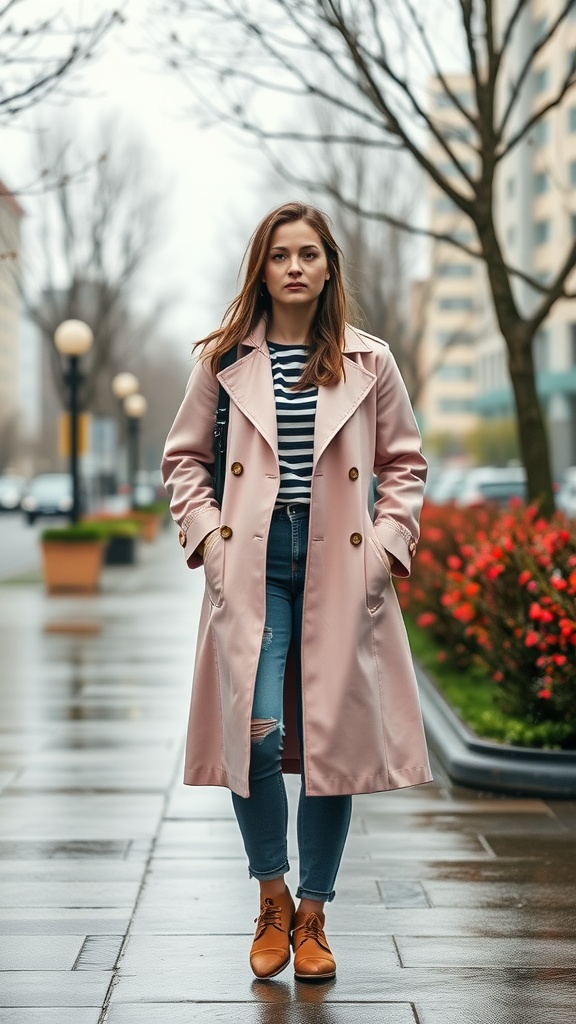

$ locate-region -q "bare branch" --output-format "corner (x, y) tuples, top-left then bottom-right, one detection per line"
(497, 0), (575, 140)
(526, 241), (576, 337)
(497, 64), (576, 161)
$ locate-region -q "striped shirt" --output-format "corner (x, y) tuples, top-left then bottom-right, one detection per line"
(267, 341), (317, 507)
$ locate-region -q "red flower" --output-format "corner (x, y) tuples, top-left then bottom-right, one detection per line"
(537, 688), (551, 699)
(416, 612), (437, 628)
(553, 654), (567, 667)
(551, 576), (567, 591)
(453, 602), (475, 623)
(518, 570), (531, 586)
(525, 630), (540, 647)
(492, 670), (503, 682)
(487, 564), (504, 581)
(447, 555), (462, 570)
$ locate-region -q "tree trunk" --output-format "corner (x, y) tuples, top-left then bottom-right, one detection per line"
(506, 337), (554, 517)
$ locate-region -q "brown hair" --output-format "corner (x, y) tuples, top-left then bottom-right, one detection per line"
(195, 201), (348, 389)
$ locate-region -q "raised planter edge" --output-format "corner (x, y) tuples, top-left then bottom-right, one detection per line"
(415, 662), (576, 798)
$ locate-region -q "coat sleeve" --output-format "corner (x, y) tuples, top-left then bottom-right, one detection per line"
(161, 352), (222, 568)
(372, 344), (427, 578)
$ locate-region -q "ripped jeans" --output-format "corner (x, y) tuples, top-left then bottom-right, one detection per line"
(231, 504), (352, 903)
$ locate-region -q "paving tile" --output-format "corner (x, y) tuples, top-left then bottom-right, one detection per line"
(423, 880), (576, 908)
(0, 840), (131, 859)
(0, 858), (145, 881)
(114, 934), (400, 1001)
(0, 908), (132, 935)
(0, 1012), (101, 1024)
(106, 1003), (417, 1023)
(0, 935), (84, 970)
(0, 881), (140, 907)
(396, 936), (576, 967)
(0, 972), (111, 1007)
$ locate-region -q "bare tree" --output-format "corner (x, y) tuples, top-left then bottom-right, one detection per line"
(26, 115), (167, 414)
(0, 0), (123, 126)
(154, 0), (576, 515)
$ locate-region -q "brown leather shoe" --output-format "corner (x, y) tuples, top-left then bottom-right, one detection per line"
(292, 910), (336, 980)
(249, 889), (295, 979)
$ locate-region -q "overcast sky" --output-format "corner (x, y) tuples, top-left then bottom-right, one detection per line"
(2, 0), (298, 357)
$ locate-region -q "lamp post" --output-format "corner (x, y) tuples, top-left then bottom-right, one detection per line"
(54, 319), (94, 525)
(111, 372), (139, 500)
(124, 393), (147, 509)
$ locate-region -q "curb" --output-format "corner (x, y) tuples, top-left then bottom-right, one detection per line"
(416, 663), (576, 798)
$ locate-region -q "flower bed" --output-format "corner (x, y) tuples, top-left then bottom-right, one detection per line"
(398, 501), (576, 750)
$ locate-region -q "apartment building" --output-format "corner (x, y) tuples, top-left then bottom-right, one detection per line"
(480, 0), (576, 475)
(418, 74), (486, 441)
(419, 2), (576, 474)
(0, 180), (24, 433)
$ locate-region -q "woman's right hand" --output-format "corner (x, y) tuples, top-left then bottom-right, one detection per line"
(196, 528), (220, 560)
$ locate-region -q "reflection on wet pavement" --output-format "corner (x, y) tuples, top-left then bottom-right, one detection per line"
(0, 530), (574, 1022)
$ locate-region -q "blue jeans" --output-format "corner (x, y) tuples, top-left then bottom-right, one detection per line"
(231, 504), (352, 902)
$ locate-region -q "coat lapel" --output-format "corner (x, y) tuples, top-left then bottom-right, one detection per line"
(217, 322), (278, 459)
(313, 326), (376, 468)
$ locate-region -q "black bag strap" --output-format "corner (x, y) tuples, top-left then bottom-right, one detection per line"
(212, 344), (238, 504)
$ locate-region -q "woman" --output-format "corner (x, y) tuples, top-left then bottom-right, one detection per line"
(162, 201), (431, 982)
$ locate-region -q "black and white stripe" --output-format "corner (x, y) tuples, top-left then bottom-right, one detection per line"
(267, 341), (317, 507)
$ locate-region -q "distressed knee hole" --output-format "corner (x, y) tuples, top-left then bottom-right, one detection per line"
(251, 718), (278, 743)
(261, 625), (273, 651)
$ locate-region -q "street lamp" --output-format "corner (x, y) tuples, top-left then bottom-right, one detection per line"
(111, 373), (139, 501)
(111, 372), (139, 402)
(124, 392), (147, 509)
(54, 319), (94, 524)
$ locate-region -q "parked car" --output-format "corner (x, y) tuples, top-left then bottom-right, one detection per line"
(456, 466), (527, 508)
(21, 473), (73, 525)
(557, 467), (576, 519)
(425, 467), (470, 505)
(0, 475), (25, 512)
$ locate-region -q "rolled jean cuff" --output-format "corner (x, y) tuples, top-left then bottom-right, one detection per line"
(249, 859), (290, 881)
(296, 885), (336, 903)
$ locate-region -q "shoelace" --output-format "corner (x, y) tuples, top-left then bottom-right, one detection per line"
(254, 897), (284, 939)
(294, 913), (332, 953)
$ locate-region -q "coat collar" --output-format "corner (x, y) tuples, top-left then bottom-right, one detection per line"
(241, 318), (372, 355)
(218, 319), (376, 467)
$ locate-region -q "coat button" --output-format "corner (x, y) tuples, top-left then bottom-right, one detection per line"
(220, 525), (233, 540)
(178, 530), (187, 548)
(231, 462), (243, 476)
(350, 532), (362, 546)
(349, 467), (359, 480)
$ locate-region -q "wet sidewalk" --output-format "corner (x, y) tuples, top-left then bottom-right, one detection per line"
(0, 530), (575, 1023)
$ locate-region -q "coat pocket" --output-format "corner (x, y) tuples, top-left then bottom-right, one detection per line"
(203, 531), (224, 607)
(364, 526), (391, 613)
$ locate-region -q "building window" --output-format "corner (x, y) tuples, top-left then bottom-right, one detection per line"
(436, 364), (474, 381)
(533, 67), (549, 92)
(571, 213), (576, 238)
(436, 262), (473, 277)
(438, 398), (475, 413)
(506, 177), (516, 198)
(569, 107), (576, 133)
(533, 120), (550, 147)
(534, 219), (550, 245)
(438, 296), (474, 311)
(507, 225), (516, 247)
(534, 170), (549, 194)
(568, 48), (576, 74)
(435, 196), (458, 213)
(437, 330), (474, 347)
(570, 160), (576, 187)
(533, 17), (547, 40)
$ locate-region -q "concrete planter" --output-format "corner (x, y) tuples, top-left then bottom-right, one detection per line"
(41, 540), (105, 594)
(105, 535), (138, 565)
(416, 662), (576, 798)
(130, 511), (161, 542)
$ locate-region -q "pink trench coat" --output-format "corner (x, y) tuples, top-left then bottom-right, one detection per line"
(162, 319), (432, 798)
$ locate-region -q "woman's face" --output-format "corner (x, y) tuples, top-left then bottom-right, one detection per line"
(262, 220), (330, 311)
